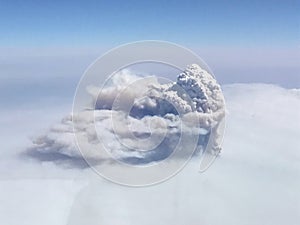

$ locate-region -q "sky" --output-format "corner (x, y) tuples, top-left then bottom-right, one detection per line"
(0, 0), (299, 48)
(0, 0), (299, 107)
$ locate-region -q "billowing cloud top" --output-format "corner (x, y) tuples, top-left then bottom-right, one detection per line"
(28, 64), (225, 167)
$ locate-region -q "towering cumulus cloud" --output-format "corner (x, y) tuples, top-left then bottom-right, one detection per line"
(28, 64), (225, 167)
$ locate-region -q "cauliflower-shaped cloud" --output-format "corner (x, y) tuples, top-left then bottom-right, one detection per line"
(27, 64), (225, 167)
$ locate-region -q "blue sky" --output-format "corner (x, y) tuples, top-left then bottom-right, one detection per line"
(0, 0), (299, 47)
(0, 0), (299, 104)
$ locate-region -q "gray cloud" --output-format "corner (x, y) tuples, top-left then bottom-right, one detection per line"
(27, 64), (225, 166)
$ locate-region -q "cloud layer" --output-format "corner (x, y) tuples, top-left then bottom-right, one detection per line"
(0, 81), (299, 225)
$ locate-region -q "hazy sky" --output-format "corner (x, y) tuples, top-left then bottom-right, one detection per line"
(0, 0), (299, 103)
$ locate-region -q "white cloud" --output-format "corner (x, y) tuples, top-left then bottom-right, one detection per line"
(0, 68), (299, 224)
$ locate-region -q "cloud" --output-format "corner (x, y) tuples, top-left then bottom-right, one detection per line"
(26, 64), (225, 166)
(1, 80), (299, 225)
